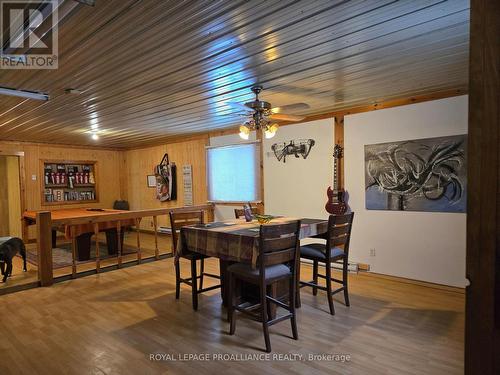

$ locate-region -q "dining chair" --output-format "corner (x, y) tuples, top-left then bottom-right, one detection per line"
(170, 211), (221, 310)
(298, 213), (354, 315)
(227, 220), (301, 353)
(234, 205), (260, 219)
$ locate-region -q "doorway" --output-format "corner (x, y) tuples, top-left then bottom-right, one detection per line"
(0, 156), (22, 238)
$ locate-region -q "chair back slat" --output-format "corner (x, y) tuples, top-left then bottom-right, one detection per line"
(169, 210), (204, 252)
(260, 221), (298, 237)
(262, 248), (296, 266)
(234, 206), (259, 219)
(258, 220), (301, 275)
(326, 213), (354, 257)
(330, 213), (352, 225)
(262, 235), (297, 253)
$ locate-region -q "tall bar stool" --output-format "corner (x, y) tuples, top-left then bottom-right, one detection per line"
(170, 211), (220, 310)
(299, 213), (354, 315)
(227, 220), (301, 352)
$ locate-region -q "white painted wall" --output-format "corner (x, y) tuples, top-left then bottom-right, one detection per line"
(344, 95), (468, 287)
(263, 118), (334, 219)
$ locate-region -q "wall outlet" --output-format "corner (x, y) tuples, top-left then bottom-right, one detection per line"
(370, 248), (376, 257)
(31, 174), (37, 181)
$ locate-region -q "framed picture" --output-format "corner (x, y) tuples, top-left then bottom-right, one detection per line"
(147, 175), (156, 188)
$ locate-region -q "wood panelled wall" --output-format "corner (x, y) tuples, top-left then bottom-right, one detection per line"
(24, 143), (124, 210)
(0, 138), (209, 235)
(124, 137), (209, 230)
(0, 141), (125, 237)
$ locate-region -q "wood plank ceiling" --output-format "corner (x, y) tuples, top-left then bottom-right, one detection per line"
(0, 0), (470, 149)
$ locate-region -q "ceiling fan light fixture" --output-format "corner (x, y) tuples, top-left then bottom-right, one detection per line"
(239, 125), (250, 140)
(264, 123), (278, 139)
(229, 85), (307, 140)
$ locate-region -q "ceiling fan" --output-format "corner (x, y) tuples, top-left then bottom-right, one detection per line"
(226, 85), (310, 139)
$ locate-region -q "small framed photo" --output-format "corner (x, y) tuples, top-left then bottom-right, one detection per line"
(147, 175), (157, 188)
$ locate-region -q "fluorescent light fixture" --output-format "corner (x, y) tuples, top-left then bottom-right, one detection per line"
(0, 86), (49, 101)
(75, 0), (96, 5)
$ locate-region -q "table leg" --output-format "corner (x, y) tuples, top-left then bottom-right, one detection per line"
(76, 233), (92, 261)
(219, 259), (229, 306)
(104, 228), (124, 255)
(51, 230), (57, 248)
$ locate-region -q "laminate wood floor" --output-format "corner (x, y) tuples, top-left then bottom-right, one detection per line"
(0, 257), (464, 375)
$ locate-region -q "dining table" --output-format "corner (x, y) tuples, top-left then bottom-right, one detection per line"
(177, 217), (328, 313)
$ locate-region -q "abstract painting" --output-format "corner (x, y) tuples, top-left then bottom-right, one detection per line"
(365, 134), (467, 212)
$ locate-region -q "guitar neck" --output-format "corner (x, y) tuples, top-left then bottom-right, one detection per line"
(332, 157), (338, 193)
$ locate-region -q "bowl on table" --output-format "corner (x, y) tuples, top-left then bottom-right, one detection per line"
(254, 214), (274, 224)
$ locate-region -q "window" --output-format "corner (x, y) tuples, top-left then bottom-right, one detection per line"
(207, 142), (261, 202)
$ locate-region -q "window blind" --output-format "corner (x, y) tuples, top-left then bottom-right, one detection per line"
(207, 142), (261, 202)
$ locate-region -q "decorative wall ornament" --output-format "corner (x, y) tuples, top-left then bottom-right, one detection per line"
(155, 153), (177, 202)
(182, 165), (193, 206)
(364, 134), (467, 212)
(271, 139), (315, 163)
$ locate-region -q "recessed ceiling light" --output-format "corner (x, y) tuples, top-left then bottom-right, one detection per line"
(91, 133), (99, 140)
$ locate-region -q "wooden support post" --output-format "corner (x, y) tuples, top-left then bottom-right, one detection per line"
(334, 115), (345, 190)
(21, 217), (29, 244)
(36, 211), (53, 287)
(117, 221), (122, 268)
(153, 216), (159, 259)
(256, 130), (265, 212)
(135, 218), (142, 264)
(93, 223), (100, 273)
(71, 227), (77, 278)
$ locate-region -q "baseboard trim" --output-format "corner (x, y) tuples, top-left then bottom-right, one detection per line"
(0, 281), (40, 296)
(299, 261), (465, 293)
(359, 271), (465, 294)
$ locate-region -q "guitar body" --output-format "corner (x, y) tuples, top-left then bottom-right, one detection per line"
(325, 186), (347, 215)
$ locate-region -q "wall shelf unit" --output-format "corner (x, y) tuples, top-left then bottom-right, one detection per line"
(41, 160), (99, 205)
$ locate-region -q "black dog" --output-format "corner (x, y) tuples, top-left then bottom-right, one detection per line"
(0, 237), (27, 283)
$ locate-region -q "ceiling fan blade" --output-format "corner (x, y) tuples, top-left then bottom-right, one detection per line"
(268, 113), (306, 122)
(220, 112), (249, 117)
(225, 102), (252, 112)
(270, 103), (310, 114)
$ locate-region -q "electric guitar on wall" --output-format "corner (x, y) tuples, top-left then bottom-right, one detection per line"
(325, 144), (348, 215)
